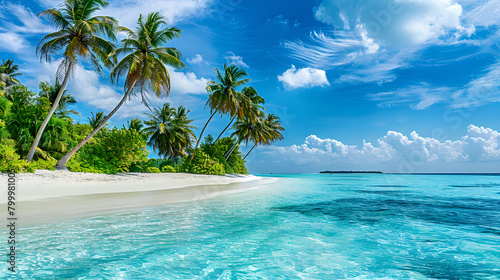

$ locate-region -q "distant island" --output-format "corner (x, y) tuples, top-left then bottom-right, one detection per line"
(320, 171), (383, 174)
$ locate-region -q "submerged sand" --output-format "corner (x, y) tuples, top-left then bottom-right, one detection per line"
(0, 170), (268, 225)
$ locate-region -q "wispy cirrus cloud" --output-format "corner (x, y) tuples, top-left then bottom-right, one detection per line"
(0, 32), (30, 53)
(283, 0), (479, 86)
(368, 62), (500, 109)
(0, 3), (51, 34)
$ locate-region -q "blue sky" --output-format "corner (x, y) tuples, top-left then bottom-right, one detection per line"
(1, 0), (499, 173)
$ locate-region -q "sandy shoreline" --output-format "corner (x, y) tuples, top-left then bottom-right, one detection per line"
(0, 170), (271, 225)
(2, 170), (260, 202)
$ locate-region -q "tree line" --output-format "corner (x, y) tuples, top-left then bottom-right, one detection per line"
(0, 0), (284, 175)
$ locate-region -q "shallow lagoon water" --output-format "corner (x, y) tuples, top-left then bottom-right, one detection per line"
(3, 174), (500, 279)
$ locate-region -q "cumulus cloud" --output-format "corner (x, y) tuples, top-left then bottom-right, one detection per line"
(268, 125), (500, 170)
(278, 65), (330, 90)
(223, 51), (249, 68)
(266, 14), (289, 26)
(26, 60), (209, 120)
(187, 54), (204, 65)
(313, 0), (469, 47)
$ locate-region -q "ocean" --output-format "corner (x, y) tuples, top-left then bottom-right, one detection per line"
(4, 174), (500, 279)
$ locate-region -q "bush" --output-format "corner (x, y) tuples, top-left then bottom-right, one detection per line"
(201, 137), (247, 174)
(69, 128), (149, 174)
(146, 167), (161, 173)
(29, 158), (56, 171)
(129, 158), (172, 173)
(161, 165), (176, 173)
(0, 140), (31, 173)
(178, 151), (225, 176)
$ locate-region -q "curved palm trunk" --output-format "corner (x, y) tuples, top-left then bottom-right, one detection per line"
(243, 144), (256, 160)
(55, 83), (136, 170)
(214, 116), (236, 143)
(224, 143), (238, 161)
(190, 111), (217, 161)
(27, 62), (72, 161)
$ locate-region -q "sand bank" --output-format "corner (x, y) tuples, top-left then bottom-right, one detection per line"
(0, 171), (270, 225)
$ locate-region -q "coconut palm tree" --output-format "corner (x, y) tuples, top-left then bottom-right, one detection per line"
(191, 64), (250, 160)
(213, 86), (264, 143)
(27, 0), (118, 161)
(87, 112), (106, 129)
(243, 113), (284, 160)
(225, 113), (284, 161)
(55, 12), (185, 170)
(127, 118), (143, 131)
(224, 113), (264, 160)
(142, 103), (196, 162)
(39, 81), (79, 118)
(0, 59), (23, 93)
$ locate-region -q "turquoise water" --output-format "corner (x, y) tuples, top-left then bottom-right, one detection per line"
(4, 174), (500, 279)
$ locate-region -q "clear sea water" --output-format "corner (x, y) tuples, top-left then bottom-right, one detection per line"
(3, 174), (500, 279)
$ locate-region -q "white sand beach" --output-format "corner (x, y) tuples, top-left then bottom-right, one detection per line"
(1, 171), (267, 225)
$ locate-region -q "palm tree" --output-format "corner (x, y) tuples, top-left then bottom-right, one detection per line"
(142, 103), (196, 162)
(214, 86), (264, 143)
(55, 12), (185, 170)
(0, 59), (23, 93)
(224, 113), (264, 160)
(225, 113), (284, 161)
(26, 0), (118, 161)
(191, 64), (250, 160)
(243, 113), (284, 160)
(87, 112), (106, 129)
(39, 81), (79, 118)
(127, 118), (143, 131)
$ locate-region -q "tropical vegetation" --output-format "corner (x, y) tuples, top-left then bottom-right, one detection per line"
(0, 0), (285, 176)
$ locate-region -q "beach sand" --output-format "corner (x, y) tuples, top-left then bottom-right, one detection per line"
(1, 170), (266, 225)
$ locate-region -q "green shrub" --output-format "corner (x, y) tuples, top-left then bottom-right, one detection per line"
(69, 128), (149, 174)
(161, 165), (176, 173)
(178, 151), (225, 176)
(146, 167), (161, 173)
(201, 137), (247, 174)
(29, 158), (56, 171)
(0, 140), (31, 173)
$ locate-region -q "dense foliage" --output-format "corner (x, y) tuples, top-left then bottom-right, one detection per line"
(1, 3), (285, 176)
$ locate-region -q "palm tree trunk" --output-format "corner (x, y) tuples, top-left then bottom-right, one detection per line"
(55, 83), (136, 170)
(27, 62), (72, 161)
(190, 111), (217, 161)
(214, 116), (236, 143)
(243, 144), (257, 160)
(224, 143), (238, 161)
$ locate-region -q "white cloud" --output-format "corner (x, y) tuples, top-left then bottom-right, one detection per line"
(187, 54), (204, 65)
(166, 66), (209, 95)
(0, 3), (51, 34)
(0, 32), (29, 53)
(223, 51), (249, 68)
(98, 0), (214, 28)
(368, 63), (500, 109)
(268, 125), (500, 168)
(313, 0), (469, 47)
(278, 65), (330, 90)
(27, 60), (209, 120)
(461, 0), (500, 27)
(452, 62), (500, 108)
(283, 30), (371, 69)
(266, 15), (289, 26)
